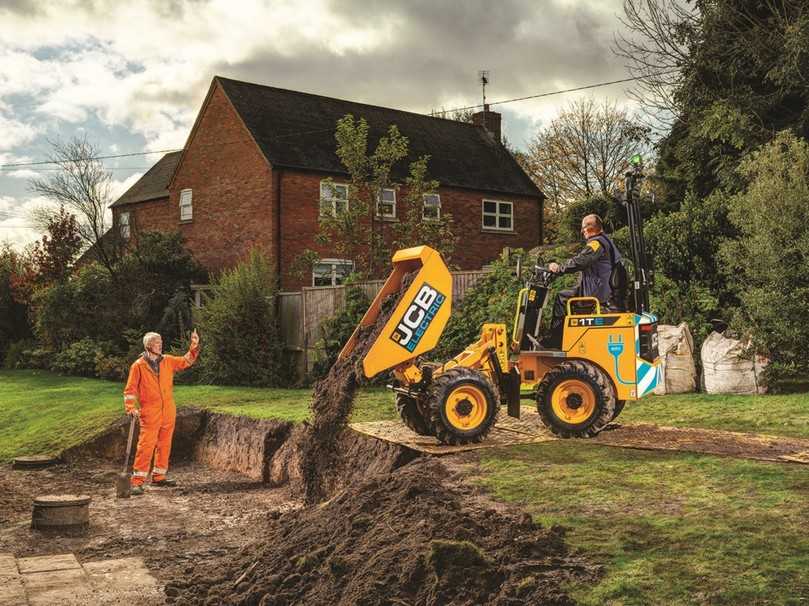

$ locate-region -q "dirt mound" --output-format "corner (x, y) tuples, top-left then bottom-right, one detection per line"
(166, 459), (597, 605)
(300, 272), (415, 504)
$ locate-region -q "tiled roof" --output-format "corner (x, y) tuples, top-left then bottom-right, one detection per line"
(110, 151), (182, 208)
(216, 77), (542, 198)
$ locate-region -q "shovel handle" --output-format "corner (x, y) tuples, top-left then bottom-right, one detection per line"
(122, 415), (137, 474)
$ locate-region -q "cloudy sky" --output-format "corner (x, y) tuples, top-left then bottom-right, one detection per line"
(0, 0), (636, 249)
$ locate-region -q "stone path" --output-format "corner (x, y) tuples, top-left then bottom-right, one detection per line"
(0, 552), (162, 606)
(350, 406), (809, 464)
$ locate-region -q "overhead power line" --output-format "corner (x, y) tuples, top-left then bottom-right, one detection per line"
(0, 71), (677, 169)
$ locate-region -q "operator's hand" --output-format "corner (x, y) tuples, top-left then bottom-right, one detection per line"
(549, 262), (561, 273)
(190, 328), (200, 352)
(127, 408), (140, 419)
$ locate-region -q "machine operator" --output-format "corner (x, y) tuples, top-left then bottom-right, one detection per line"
(543, 214), (622, 348)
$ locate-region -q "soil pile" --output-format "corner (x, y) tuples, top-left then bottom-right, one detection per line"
(166, 459), (597, 605)
(299, 273), (415, 504)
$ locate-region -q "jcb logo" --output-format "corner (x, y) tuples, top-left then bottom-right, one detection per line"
(390, 283), (446, 353)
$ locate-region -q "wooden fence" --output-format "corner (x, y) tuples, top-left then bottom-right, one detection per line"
(278, 269), (490, 376)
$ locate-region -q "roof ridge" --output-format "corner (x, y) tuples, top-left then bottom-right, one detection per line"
(214, 75), (485, 129)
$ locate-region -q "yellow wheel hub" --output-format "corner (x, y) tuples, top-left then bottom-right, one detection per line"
(551, 379), (597, 424)
(444, 384), (488, 431)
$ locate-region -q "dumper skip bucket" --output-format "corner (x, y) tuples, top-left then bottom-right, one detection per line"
(338, 245), (452, 378)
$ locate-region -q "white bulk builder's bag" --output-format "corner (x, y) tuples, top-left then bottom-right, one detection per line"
(701, 331), (768, 394)
(653, 323), (697, 395)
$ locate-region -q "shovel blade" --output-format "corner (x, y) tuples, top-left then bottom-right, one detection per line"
(115, 473), (131, 499)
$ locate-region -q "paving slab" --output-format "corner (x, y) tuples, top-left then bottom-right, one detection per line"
(0, 553), (19, 578)
(84, 557), (163, 605)
(351, 405), (809, 464)
(0, 577), (27, 606)
(16, 553), (82, 574)
(22, 567), (91, 606)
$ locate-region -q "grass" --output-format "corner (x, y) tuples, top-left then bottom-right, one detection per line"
(0, 369), (395, 461)
(475, 441), (809, 605)
(2, 369), (808, 602)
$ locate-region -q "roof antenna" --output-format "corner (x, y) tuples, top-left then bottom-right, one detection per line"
(478, 70), (489, 129)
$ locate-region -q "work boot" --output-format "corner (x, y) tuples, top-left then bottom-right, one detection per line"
(151, 477), (178, 487)
(131, 484), (145, 496)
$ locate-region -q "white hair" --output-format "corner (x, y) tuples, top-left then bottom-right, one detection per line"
(143, 332), (162, 349)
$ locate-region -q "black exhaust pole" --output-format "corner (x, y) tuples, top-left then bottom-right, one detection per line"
(623, 155), (651, 314)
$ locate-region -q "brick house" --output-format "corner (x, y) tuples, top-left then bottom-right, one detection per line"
(110, 76), (544, 290)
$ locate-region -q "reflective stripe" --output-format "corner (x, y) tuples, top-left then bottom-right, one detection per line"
(152, 467), (167, 474)
(132, 470), (149, 477)
(183, 353), (193, 364)
(124, 394), (136, 401)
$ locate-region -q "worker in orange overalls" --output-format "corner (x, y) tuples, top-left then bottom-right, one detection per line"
(124, 329), (200, 495)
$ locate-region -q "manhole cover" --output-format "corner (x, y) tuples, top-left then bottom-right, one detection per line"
(32, 494), (91, 529)
(12, 455), (59, 470)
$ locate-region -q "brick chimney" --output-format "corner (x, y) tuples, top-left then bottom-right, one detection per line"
(472, 104), (502, 142)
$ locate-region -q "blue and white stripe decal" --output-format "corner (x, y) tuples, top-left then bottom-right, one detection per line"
(636, 359), (659, 396)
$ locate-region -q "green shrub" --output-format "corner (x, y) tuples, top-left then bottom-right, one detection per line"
(311, 280), (370, 380)
(51, 338), (113, 377)
(721, 131), (809, 384)
(3, 339), (35, 369)
(94, 353), (131, 381)
(195, 248), (286, 386)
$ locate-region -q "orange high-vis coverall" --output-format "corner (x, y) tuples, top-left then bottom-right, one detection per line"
(123, 347), (198, 485)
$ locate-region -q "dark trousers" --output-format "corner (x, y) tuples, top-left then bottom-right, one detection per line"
(546, 288), (577, 349)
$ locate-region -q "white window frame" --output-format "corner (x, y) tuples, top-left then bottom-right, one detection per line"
(119, 211), (131, 240)
(482, 199), (514, 232)
(179, 188), (193, 221)
(376, 187), (397, 219)
(422, 193), (441, 221)
(312, 258), (354, 287)
(319, 181), (349, 217)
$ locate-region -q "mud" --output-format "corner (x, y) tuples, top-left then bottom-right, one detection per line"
(0, 459), (297, 587)
(300, 272), (416, 504)
(166, 459), (598, 606)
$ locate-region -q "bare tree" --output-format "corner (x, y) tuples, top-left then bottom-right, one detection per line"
(526, 98), (652, 209)
(613, 0), (700, 126)
(29, 137), (120, 274)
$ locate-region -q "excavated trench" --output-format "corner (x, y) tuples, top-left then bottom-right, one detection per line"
(61, 408), (420, 496)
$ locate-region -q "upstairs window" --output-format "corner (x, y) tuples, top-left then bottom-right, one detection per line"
(312, 259), (354, 287)
(376, 188), (396, 219)
(179, 189), (193, 221)
(119, 211), (131, 240)
(320, 181), (348, 217)
(423, 193), (441, 221)
(482, 199), (513, 231)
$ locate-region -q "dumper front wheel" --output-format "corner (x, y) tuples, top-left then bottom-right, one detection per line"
(396, 394), (433, 436)
(536, 361), (615, 438)
(427, 368), (500, 445)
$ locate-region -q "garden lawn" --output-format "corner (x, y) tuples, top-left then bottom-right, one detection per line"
(0, 370), (395, 461)
(474, 441), (809, 605)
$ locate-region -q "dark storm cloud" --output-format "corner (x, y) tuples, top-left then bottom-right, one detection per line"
(210, 0), (626, 119)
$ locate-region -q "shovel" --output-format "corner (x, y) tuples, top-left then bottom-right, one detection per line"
(116, 415), (137, 499)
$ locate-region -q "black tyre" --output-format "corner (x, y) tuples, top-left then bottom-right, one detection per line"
(396, 394), (432, 436)
(536, 361), (616, 438)
(612, 400), (626, 420)
(426, 367), (500, 445)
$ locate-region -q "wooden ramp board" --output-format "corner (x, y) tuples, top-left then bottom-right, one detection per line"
(350, 406), (809, 464)
(592, 422), (809, 464)
(350, 407), (556, 454)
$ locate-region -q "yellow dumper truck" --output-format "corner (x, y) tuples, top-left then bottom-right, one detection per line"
(340, 159), (660, 445)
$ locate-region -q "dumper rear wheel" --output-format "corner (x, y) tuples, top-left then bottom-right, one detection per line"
(536, 361), (615, 438)
(396, 394), (433, 436)
(427, 368), (500, 445)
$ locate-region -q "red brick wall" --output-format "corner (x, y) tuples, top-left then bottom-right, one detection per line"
(278, 169), (541, 290)
(113, 82), (541, 290)
(167, 83), (274, 273)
